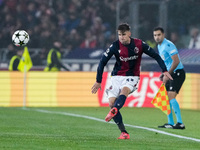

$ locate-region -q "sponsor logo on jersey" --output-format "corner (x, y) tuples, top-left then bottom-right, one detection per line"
(120, 56), (138, 62)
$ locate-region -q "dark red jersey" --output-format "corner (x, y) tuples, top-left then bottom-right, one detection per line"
(96, 38), (167, 83)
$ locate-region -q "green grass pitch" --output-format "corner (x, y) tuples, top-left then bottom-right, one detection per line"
(0, 107), (200, 150)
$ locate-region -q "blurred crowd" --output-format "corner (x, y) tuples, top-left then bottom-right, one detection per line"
(0, 0), (117, 63)
(1, 0), (200, 66)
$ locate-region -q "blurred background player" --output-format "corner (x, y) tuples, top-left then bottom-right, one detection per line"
(8, 47), (23, 71)
(153, 27), (185, 129)
(91, 23), (172, 139)
(44, 41), (70, 71)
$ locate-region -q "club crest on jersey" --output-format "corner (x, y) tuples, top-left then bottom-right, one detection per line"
(134, 47), (139, 53)
(118, 49), (121, 53)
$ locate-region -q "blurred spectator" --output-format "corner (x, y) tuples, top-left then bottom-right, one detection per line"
(44, 41), (70, 71)
(76, 18), (89, 34)
(146, 39), (156, 49)
(188, 27), (200, 49)
(80, 30), (97, 48)
(105, 33), (116, 48)
(0, 0), (120, 66)
(170, 32), (185, 50)
(65, 12), (80, 33)
(96, 33), (106, 48)
(6, 44), (16, 60)
(66, 29), (82, 51)
(0, 0), (116, 52)
(91, 17), (105, 37)
(8, 47), (23, 71)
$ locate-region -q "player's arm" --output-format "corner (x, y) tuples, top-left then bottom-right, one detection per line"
(168, 54), (180, 74)
(165, 43), (180, 74)
(96, 44), (115, 83)
(142, 42), (173, 81)
(91, 44), (115, 94)
(162, 45), (179, 82)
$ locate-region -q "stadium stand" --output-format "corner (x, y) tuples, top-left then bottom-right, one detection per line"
(0, 0), (200, 73)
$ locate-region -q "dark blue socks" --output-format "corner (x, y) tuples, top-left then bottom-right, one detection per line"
(113, 111), (127, 133)
(113, 95), (126, 110)
(113, 95), (127, 133)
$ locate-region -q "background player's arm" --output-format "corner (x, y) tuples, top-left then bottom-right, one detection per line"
(168, 54), (180, 74)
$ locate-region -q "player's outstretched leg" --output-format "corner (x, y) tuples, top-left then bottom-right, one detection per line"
(112, 111), (130, 139)
(114, 95), (126, 110)
(105, 107), (118, 122)
(105, 95), (126, 122)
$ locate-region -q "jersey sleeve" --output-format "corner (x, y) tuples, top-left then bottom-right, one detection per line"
(142, 41), (167, 72)
(166, 43), (178, 56)
(96, 43), (115, 83)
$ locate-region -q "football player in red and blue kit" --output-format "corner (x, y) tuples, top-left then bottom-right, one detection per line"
(91, 23), (173, 139)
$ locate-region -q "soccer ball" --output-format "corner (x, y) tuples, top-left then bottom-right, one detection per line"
(12, 30), (29, 46)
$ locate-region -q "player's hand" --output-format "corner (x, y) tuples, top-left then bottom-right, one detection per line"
(163, 71), (173, 83)
(91, 82), (102, 94)
(159, 73), (164, 81)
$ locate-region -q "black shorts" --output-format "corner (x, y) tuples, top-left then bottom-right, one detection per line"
(165, 69), (185, 94)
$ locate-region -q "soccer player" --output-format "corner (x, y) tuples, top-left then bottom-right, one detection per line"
(91, 23), (173, 139)
(153, 27), (185, 129)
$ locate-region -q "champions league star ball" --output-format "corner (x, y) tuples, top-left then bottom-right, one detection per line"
(12, 30), (29, 46)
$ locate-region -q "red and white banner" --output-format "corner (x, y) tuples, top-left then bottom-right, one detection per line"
(98, 72), (162, 107)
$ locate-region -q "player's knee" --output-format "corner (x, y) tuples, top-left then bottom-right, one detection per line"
(121, 87), (131, 97)
(168, 91), (177, 100)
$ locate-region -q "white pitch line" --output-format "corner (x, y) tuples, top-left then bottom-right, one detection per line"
(24, 108), (200, 142)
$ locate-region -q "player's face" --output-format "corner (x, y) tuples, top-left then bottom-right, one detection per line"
(153, 30), (165, 44)
(118, 30), (131, 45)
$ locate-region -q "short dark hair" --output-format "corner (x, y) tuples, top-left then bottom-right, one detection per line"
(118, 23), (130, 33)
(154, 27), (164, 33)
